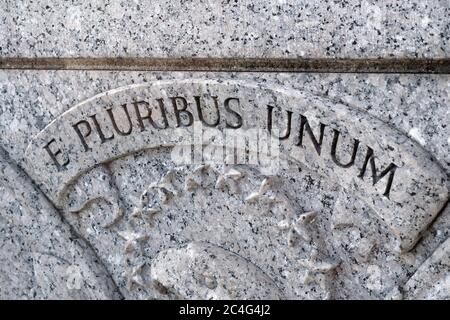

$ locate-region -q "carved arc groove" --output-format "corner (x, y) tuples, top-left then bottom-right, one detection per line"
(23, 80), (449, 253)
(0, 145), (125, 299)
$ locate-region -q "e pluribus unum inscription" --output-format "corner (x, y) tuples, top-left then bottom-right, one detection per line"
(25, 80), (448, 253)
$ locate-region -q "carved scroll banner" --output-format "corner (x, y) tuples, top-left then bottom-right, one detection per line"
(24, 80), (449, 252)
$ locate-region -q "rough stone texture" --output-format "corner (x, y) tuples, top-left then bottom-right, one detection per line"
(1, 72), (448, 173)
(0, 71), (448, 299)
(0, 0), (449, 59)
(21, 79), (448, 253)
(0, 147), (121, 299)
(0, 0), (449, 302)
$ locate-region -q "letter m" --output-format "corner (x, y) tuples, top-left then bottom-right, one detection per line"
(358, 147), (398, 198)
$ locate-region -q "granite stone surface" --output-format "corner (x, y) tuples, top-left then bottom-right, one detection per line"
(0, 0), (449, 302)
(0, 0), (449, 59)
(0, 147), (121, 299)
(0, 71), (448, 299)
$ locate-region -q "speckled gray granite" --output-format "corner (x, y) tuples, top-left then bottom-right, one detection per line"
(0, 71), (448, 299)
(0, 0), (449, 58)
(0, 147), (121, 299)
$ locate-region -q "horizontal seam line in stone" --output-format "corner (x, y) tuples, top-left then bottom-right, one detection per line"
(0, 58), (449, 74)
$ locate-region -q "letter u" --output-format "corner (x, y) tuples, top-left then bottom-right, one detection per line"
(330, 129), (360, 168)
(194, 95), (220, 127)
(267, 105), (292, 140)
(106, 104), (133, 136)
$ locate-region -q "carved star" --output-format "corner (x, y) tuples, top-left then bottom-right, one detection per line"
(157, 187), (174, 204)
(245, 177), (276, 203)
(278, 211), (317, 246)
(298, 248), (340, 299)
(356, 238), (377, 262)
(131, 186), (162, 225)
(184, 165), (210, 192)
(131, 169), (192, 227)
(215, 167), (244, 193)
(126, 262), (147, 291)
(160, 169), (176, 185)
(138, 170), (179, 208)
(118, 230), (149, 253)
(299, 249), (339, 273)
(185, 176), (200, 191)
(131, 206), (160, 223)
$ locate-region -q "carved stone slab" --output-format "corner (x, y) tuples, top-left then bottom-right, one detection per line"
(25, 80), (448, 253)
(0, 148), (120, 299)
(0, 73), (448, 300)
